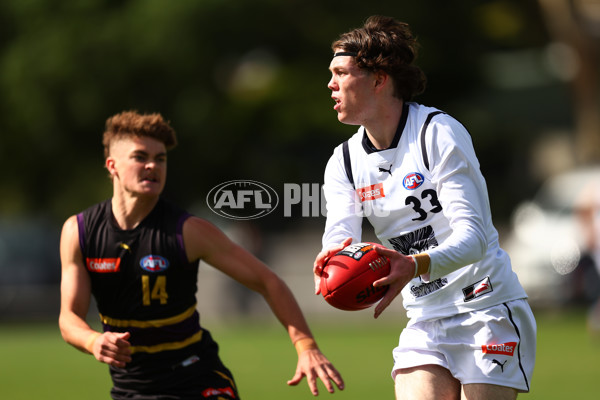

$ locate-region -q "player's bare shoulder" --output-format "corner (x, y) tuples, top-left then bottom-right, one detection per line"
(60, 215), (81, 255)
(61, 214), (79, 236)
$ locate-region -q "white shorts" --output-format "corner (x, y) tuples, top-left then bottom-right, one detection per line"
(391, 299), (536, 392)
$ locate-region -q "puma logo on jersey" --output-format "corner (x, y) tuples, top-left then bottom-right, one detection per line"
(492, 359), (507, 372)
(119, 242), (132, 253)
(378, 164), (393, 176)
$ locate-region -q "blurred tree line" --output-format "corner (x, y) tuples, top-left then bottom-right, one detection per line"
(0, 0), (597, 231)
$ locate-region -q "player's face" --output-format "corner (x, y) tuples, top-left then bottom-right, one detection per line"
(106, 136), (167, 198)
(328, 53), (377, 125)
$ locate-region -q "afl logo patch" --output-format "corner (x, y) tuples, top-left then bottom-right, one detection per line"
(140, 255), (169, 272)
(403, 172), (424, 190)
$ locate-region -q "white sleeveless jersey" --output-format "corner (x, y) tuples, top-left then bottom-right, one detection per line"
(322, 102), (527, 322)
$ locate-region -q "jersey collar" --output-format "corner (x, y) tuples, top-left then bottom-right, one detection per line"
(361, 102), (409, 154)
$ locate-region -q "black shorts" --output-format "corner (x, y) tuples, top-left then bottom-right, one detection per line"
(110, 330), (240, 399)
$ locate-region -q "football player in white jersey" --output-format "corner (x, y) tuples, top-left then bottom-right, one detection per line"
(313, 16), (536, 400)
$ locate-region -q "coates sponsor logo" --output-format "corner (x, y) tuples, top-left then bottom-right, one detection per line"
(86, 258), (120, 273)
(462, 276), (493, 302)
(403, 172), (424, 190)
(482, 342), (517, 356)
(201, 387), (236, 398)
(356, 183), (385, 202)
(207, 180), (279, 220)
(140, 255), (169, 272)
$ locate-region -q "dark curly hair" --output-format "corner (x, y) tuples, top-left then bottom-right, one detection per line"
(332, 16), (427, 101)
(102, 111), (177, 158)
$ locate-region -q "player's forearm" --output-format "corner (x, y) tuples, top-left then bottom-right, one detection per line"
(426, 222), (487, 280)
(261, 275), (316, 345)
(322, 214), (361, 251)
(220, 244), (319, 347)
(58, 310), (99, 354)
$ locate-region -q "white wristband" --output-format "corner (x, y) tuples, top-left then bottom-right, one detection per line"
(410, 255), (418, 278)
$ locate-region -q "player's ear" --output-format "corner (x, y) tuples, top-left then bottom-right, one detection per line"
(105, 157), (117, 178)
(373, 70), (389, 91)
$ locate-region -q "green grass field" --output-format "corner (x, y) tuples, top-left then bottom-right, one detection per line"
(1, 309), (598, 399)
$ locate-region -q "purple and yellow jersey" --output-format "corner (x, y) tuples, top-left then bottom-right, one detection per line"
(77, 198), (201, 354)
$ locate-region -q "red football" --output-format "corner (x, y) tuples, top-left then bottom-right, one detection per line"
(320, 242), (390, 311)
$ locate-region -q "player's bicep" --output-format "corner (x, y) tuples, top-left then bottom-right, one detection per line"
(59, 216), (91, 318)
(183, 217), (272, 292)
(210, 246), (274, 293)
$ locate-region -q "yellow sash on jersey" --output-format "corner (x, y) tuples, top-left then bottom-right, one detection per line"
(99, 305), (203, 354)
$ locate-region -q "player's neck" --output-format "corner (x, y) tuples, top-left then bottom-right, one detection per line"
(111, 191), (159, 230)
(364, 100), (404, 150)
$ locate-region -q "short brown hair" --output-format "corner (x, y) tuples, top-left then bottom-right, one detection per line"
(332, 15), (426, 101)
(102, 111), (177, 158)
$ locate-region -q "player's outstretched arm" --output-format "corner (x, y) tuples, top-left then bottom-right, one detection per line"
(183, 217), (345, 395)
(58, 215), (132, 368)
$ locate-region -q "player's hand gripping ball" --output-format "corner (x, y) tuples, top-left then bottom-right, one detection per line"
(320, 242), (390, 311)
